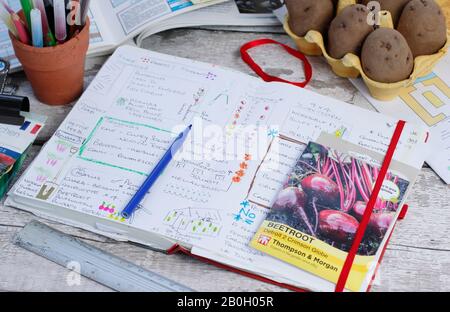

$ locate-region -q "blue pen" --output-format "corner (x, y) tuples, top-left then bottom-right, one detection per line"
(121, 125), (192, 219)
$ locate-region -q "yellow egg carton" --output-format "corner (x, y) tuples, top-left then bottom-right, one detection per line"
(283, 0), (449, 101)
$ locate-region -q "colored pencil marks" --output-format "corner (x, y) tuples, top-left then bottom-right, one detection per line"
(98, 201), (126, 223)
(163, 207), (222, 238)
(78, 117), (173, 175)
(226, 91), (281, 136)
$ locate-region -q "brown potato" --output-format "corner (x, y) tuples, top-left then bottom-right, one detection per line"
(362, 28), (414, 83)
(360, 0), (411, 25)
(286, 0), (335, 37)
(328, 4), (374, 59)
(397, 0), (447, 57)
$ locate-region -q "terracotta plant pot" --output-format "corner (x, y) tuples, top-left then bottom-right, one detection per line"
(10, 19), (90, 105)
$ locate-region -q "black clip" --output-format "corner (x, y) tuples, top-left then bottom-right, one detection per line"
(0, 58), (29, 126)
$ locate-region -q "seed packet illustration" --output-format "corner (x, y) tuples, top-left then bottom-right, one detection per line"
(250, 141), (410, 291)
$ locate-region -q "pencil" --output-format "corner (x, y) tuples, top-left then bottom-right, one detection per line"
(12, 13), (30, 44)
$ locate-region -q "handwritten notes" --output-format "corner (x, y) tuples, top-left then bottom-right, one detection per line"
(280, 92), (428, 168)
(79, 117), (173, 175)
(248, 138), (306, 207)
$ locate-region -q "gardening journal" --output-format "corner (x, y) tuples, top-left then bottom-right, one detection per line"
(6, 46), (430, 292)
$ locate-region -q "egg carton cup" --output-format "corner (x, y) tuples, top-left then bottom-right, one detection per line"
(283, 0), (449, 101)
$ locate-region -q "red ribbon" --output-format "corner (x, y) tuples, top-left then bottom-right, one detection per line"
(335, 120), (406, 292)
(240, 38), (312, 88)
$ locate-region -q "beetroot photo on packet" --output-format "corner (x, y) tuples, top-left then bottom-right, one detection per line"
(266, 141), (409, 256)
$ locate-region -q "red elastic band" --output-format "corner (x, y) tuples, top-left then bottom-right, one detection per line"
(335, 120), (406, 292)
(398, 204), (409, 220)
(240, 38), (312, 88)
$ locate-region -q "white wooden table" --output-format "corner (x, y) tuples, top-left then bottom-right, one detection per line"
(1, 29), (449, 292)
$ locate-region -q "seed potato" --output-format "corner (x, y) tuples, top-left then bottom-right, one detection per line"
(328, 4), (374, 59)
(361, 28), (414, 83)
(397, 0), (447, 57)
(286, 0), (335, 37)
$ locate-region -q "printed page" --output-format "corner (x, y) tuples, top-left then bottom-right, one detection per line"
(135, 0), (280, 45)
(93, 0), (225, 44)
(351, 54), (450, 184)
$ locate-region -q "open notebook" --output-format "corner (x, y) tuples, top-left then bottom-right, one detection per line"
(7, 46), (430, 292)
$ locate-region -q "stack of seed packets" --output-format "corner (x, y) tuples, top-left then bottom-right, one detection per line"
(0, 112), (45, 198)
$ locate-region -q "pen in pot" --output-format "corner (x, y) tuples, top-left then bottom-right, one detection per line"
(0, 2), (18, 37)
(33, 0), (56, 46)
(12, 13), (30, 44)
(20, 0), (33, 29)
(53, 0), (66, 43)
(44, 0), (55, 34)
(30, 8), (43, 47)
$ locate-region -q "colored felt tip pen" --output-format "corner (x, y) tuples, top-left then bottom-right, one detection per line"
(30, 8), (43, 47)
(53, 0), (66, 43)
(20, 0), (33, 29)
(33, 0), (56, 46)
(12, 13), (30, 45)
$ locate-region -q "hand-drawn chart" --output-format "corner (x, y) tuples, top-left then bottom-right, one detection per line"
(78, 117), (173, 175)
(163, 207), (222, 238)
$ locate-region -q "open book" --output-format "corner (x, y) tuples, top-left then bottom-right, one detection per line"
(7, 46), (430, 292)
(0, 0), (280, 70)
